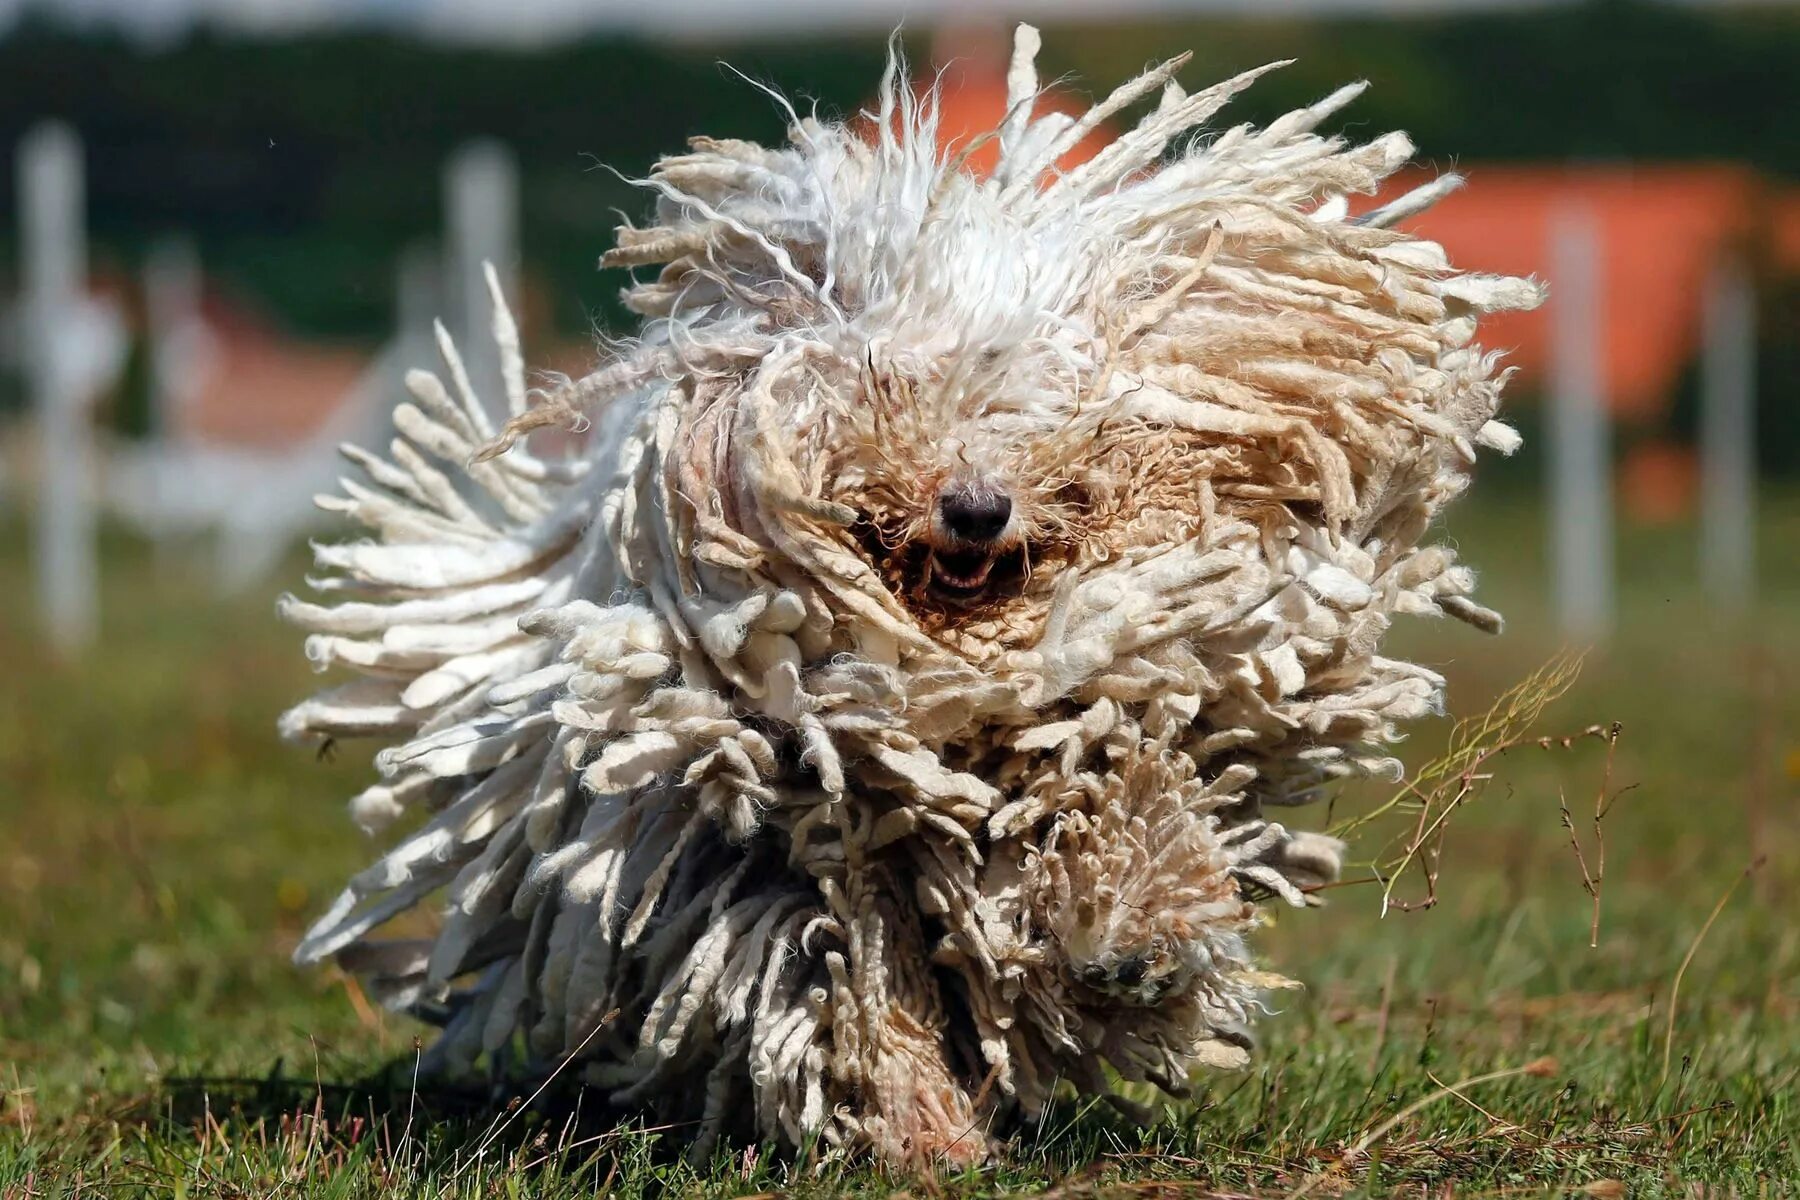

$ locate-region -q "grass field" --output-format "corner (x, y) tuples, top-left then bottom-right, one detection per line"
(1, 490), (1796, 1197)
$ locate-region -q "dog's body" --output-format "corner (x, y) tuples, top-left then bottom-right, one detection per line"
(283, 28), (1539, 1162)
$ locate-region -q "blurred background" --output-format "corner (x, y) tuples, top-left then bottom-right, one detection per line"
(0, 0), (1796, 1180)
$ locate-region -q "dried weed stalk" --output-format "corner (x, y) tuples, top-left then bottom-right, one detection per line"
(1332, 652), (1628, 921)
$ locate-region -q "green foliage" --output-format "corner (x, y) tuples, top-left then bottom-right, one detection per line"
(0, 20), (891, 337)
(1048, 1), (1800, 174)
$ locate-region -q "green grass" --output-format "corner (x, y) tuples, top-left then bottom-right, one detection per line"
(1, 492), (1796, 1197)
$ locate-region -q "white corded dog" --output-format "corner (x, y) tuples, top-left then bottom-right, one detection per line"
(282, 27), (1539, 1163)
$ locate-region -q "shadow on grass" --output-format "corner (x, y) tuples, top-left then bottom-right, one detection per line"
(91, 1057), (1189, 1196)
(102, 1057), (698, 1191)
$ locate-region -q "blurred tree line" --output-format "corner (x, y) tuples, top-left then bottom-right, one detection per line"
(2, 0), (1795, 336)
(0, 0), (1795, 468)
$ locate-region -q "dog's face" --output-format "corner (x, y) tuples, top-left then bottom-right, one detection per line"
(815, 349), (1233, 649)
(833, 363), (1102, 619)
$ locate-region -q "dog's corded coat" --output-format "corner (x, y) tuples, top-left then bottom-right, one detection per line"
(283, 28), (1540, 1162)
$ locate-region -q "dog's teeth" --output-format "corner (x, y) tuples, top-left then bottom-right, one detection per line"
(930, 551), (996, 589)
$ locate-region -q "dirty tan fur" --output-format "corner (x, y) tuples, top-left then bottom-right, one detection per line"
(282, 29), (1541, 1164)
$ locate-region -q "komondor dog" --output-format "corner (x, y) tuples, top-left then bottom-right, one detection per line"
(282, 27), (1540, 1164)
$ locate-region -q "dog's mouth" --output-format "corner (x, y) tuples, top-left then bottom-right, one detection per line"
(853, 518), (1038, 616)
(924, 542), (1030, 607)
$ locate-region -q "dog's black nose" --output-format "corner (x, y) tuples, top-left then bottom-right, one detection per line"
(938, 486), (1012, 542)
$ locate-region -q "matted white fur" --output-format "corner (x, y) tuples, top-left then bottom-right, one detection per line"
(282, 29), (1540, 1163)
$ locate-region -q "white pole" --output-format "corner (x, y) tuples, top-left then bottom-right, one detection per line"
(397, 241), (440, 344)
(144, 235), (204, 440)
(445, 140), (519, 413)
(20, 122), (97, 655)
(1698, 258), (1756, 613)
(396, 239), (442, 379)
(1546, 206), (1613, 641)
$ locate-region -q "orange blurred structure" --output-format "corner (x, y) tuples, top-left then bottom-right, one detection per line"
(156, 277), (592, 454)
(171, 294), (367, 450)
(1387, 165), (1798, 521)
(1619, 437), (1702, 525)
(1384, 164), (1795, 421)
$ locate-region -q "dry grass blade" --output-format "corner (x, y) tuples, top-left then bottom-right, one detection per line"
(460, 1007), (620, 1173)
(1284, 1057), (1560, 1199)
(1328, 651), (1594, 915)
(1337, 650), (1585, 837)
(1661, 857), (1764, 1086)
(1560, 721), (1627, 948)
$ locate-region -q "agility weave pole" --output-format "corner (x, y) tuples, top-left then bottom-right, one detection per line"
(281, 27), (1540, 1163)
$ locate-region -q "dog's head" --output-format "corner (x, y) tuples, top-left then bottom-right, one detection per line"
(831, 347), (1213, 635)
(585, 56), (1535, 696)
